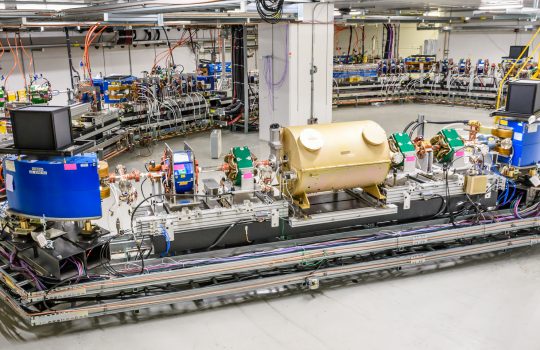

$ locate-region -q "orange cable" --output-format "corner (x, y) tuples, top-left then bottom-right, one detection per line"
(3, 33), (18, 90)
(17, 33), (33, 79)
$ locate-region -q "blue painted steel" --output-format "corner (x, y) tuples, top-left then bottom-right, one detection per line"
(458, 58), (467, 74)
(477, 59), (486, 74)
(332, 69), (377, 79)
(498, 118), (540, 167)
(206, 62), (231, 75)
(403, 56), (436, 63)
(172, 151), (194, 194)
(198, 63), (232, 91)
(4, 154), (102, 219)
(92, 77), (104, 93)
(196, 76), (215, 91)
(102, 75), (137, 103)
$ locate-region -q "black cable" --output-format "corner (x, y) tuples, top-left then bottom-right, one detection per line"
(427, 194), (447, 218)
(255, 0), (284, 23)
(224, 99), (242, 111)
(101, 237), (125, 277)
(134, 234), (155, 274)
(408, 119), (469, 138)
(408, 122), (423, 138)
(347, 26), (353, 62)
(140, 177), (149, 200)
(361, 25), (365, 61)
(207, 222), (238, 251)
(144, 29), (152, 41)
(403, 120), (417, 133)
(187, 28), (196, 55)
(465, 194), (486, 223)
(0, 221), (8, 241)
(425, 120), (469, 125)
(444, 167), (458, 227)
(176, 63), (185, 74)
(384, 24), (390, 59)
(224, 101), (244, 116)
(206, 219), (257, 251)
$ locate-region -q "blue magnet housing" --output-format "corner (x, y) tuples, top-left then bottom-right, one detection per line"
(102, 75), (137, 104)
(172, 151), (194, 194)
(498, 118), (540, 167)
(4, 154), (102, 219)
(207, 62), (232, 75)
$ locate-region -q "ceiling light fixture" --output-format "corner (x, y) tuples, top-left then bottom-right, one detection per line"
(478, 0), (523, 11)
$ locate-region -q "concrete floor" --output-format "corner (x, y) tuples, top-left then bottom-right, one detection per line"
(3, 103), (540, 350)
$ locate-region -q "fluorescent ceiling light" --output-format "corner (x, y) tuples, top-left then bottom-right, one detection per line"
(478, 4), (523, 10)
(334, 9), (365, 17)
(14, 3), (86, 10)
(104, 13), (164, 25)
(479, 0), (523, 10)
(423, 10), (440, 16)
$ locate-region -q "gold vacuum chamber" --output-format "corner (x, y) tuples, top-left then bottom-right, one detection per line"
(280, 120), (391, 208)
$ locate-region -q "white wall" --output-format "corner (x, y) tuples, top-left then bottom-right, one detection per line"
(436, 30), (539, 62)
(333, 24), (540, 63)
(334, 23), (439, 59)
(334, 24), (383, 58)
(0, 28), (242, 105)
(258, 3), (334, 140)
(399, 24), (438, 57)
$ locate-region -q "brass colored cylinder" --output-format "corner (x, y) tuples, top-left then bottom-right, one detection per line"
(281, 121), (391, 199)
(98, 161), (109, 178)
(98, 161), (111, 199)
(100, 185), (111, 199)
(492, 128), (513, 139)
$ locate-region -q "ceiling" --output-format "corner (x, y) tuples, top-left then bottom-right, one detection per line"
(0, 0), (538, 28)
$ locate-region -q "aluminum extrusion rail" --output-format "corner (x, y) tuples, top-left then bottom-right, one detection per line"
(0, 233), (538, 326)
(2, 216), (539, 304)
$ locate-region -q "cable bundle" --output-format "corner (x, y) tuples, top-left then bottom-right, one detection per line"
(383, 24), (394, 59)
(255, 0), (285, 23)
(83, 23), (108, 83)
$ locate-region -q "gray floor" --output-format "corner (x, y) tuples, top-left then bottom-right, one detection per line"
(3, 103), (540, 350)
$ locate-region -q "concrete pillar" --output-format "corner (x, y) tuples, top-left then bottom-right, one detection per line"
(258, 3), (334, 140)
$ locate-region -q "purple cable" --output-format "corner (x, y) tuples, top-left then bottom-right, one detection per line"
(263, 24), (289, 111)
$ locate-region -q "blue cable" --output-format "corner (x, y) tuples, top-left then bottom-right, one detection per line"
(497, 184), (507, 203)
(159, 225), (171, 257)
(499, 179), (516, 207)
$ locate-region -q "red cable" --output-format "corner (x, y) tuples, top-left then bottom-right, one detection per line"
(227, 112), (243, 126)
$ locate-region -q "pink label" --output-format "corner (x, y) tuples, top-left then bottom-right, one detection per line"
(455, 151), (465, 157)
(173, 164), (185, 171)
(64, 163), (77, 171)
(405, 156), (416, 162)
(242, 172), (254, 179)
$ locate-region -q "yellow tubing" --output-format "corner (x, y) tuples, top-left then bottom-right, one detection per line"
(495, 26), (540, 110)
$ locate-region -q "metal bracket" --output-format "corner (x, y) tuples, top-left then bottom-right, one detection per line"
(403, 191), (411, 210)
(306, 277), (320, 290)
(271, 209), (280, 228)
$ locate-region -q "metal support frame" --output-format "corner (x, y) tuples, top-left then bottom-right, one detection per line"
(0, 215), (538, 326)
